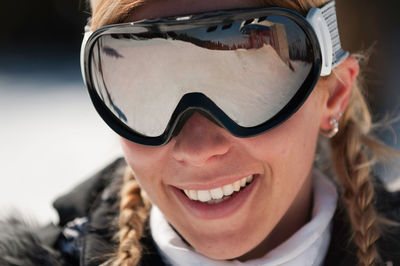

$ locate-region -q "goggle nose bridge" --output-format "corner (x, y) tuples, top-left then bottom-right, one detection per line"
(170, 94), (225, 138)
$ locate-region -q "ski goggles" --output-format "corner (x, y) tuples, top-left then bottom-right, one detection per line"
(81, 0), (348, 146)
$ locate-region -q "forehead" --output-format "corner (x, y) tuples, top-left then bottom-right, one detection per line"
(129, 0), (262, 21)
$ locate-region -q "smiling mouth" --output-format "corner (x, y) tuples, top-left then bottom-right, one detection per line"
(181, 174), (255, 205)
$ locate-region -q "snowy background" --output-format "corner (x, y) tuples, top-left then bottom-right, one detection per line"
(1, 0), (400, 225)
(0, 48), (123, 223)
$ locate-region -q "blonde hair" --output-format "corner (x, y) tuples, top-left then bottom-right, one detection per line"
(89, 1), (399, 265)
(89, 0), (146, 31)
(101, 167), (151, 266)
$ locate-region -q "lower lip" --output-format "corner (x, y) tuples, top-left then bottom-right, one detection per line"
(170, 175), (259, 220)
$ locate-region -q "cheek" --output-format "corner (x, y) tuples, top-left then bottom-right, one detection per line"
(119, 138), (171, 170)
(238, 90), (323, 177)
(245, 117), (318, 163)
(241, 92), (323, 227)
(119, 138), (170, 201)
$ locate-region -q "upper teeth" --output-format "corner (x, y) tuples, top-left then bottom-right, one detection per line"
(183, 175), (254, 202)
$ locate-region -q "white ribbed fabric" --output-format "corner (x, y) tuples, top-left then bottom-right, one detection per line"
(150, 169), (338, 266)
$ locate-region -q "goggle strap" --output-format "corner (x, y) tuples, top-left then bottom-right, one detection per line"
(307, 0), (348, 76)
(321, 0), (349, 69)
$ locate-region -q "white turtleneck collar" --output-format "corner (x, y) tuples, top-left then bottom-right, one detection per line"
(150, 169), (338, 266)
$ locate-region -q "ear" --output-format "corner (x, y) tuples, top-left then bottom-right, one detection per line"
(320, 56), (360, 132)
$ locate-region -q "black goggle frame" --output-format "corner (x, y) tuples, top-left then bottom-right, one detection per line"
(82, 7), (324, 146)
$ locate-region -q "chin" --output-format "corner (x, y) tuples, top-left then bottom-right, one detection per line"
(188, 231), (262, 261)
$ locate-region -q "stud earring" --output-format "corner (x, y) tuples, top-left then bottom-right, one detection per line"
(320, 117), (339, 138)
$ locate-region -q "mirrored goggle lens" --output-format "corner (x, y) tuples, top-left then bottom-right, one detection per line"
(88, 14), (315, 137)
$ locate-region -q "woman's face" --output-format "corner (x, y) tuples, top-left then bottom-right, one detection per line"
(120, 0), (327, 260)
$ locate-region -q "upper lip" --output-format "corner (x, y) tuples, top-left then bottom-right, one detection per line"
(171, 173), (258, 191)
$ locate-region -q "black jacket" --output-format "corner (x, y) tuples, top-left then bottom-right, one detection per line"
(1, 158), (399, 266)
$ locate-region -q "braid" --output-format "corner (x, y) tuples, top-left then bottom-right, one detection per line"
(102, 167), (151, 266)
(331, 75), (381, 266)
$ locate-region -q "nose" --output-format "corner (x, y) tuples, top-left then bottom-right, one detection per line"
(171, 112), (232, 166)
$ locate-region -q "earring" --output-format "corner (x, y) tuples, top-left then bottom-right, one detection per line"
(320, 117), (339, 138)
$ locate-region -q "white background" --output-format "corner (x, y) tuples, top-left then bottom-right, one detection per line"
(0, 72), (122, 224)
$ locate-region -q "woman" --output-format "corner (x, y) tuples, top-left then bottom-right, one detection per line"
(1, 0), (399, 265)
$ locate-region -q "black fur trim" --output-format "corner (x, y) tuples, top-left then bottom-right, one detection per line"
(0, 216), (65, 266)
